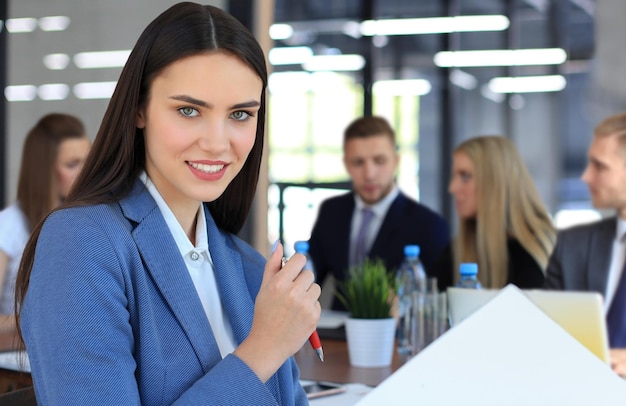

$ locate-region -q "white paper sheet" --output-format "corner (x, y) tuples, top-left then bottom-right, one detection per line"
(357, 285), (626, 405)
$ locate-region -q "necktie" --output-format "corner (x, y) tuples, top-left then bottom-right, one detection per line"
(607, 254), (626, 347)
(354, 208), (374, 267)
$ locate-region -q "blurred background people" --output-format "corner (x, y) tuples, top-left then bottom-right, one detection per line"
(545, 111), (626, 377)
(435, 135), (556, 291)
(0, 113), (90, 331)
(308, 116), (449, 310)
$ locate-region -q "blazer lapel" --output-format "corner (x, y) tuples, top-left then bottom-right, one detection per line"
(337, 197), (355, 273)
(202, 205), (255, 345)
(588, 218), (616, 294)
(120, 182), (221, 373)
(370, 193), (404, 257)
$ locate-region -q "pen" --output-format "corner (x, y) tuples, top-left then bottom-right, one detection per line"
(282, 257), (324, 362)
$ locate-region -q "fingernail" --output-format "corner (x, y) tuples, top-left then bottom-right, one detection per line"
(272, 239), (280, 253)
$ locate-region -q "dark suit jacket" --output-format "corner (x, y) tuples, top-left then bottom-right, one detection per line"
(308, 191), (450, 310)
(545, 217), (615, 296)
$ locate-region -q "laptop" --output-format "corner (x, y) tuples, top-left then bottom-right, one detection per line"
(447, 287), (610, 364)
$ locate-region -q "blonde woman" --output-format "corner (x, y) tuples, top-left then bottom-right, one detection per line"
(435, 135), (556, 290)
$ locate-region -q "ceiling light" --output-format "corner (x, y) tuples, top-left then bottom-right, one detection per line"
(4, 85), (37, 101)
(6, 18), (37, 33)
(43, 53), (71, 70)
(488, 75), (566, 93)
(481, 85), (505, 103)
(73, 81), (117, 99)
(269, 23), (294, 40)
(39, 16), (70, 31)
(434, 48), (567, 67)
(360, 15), (509, 36)
(269, 46), (313, 65)
(38, 84), (70, 101)
(450, 69), (478, 90)
(302, 54), (365, 72)
(373, 79), (431, 96)
(74, 50), (131, 69)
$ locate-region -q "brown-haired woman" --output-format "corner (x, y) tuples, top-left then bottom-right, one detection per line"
(0, 113), (89, 331)
(15, 3), (318, 405)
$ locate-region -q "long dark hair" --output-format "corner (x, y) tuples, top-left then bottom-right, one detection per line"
(15, 2), (268, 336)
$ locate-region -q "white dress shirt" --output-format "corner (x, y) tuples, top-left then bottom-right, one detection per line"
(141, 172), (236, 357)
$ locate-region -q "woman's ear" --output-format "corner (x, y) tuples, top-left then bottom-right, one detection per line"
(136, 109), (146, 129)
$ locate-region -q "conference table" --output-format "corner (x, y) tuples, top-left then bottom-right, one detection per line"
(0, 333), (405, 395)
(295, 338), (405, 387)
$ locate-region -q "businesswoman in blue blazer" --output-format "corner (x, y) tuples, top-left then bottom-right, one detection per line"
(14, 3), (319, 405)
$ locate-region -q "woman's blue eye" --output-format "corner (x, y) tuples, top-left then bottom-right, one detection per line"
(232, 111), (251, 121)
(179, 107), (198, 117)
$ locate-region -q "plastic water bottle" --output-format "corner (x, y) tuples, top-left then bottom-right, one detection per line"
(395, 245), (427, 355)
(455, 263), (482, 289)
(294, 240), (315, 279)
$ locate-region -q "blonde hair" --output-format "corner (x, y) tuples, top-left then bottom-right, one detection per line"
(452, 136), (556, 288)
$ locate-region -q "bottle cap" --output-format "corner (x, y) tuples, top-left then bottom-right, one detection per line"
(460, 262), (478, 276)
(294, 240), (309, 254)
(404, 244), (420, 257)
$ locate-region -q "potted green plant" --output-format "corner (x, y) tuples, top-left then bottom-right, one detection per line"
(336, 258), (396, 319)
(336, 258), (397, 367)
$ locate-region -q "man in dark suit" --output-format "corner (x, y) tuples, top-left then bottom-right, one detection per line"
(308, 116), (450, 311)
(546, 111), (626, 377)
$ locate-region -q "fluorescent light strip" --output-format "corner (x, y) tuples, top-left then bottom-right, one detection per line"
(6, 18), (37, 33)
(361, 15), (509, 36)
(269, 46), (313, 65)
(5, 85), (37, 101)
(39, 16), (70, 32)
(373, 79), (431, 96)
(450, 69), (478, 90)
(488, 75), (566, 93)
(302, 54), (365, 72)
(74, 50), (131, 69)
(5, 16), (70, 33)
(434, 48), (567, 67)
(38, 84), (70, 101)
(43, 53), (71, 70)
(269, 23), (294, 40)
(74, 81), (117, 99)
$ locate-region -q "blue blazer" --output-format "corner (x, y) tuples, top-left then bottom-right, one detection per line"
(308, 191), (449, 310)
(21, 180), (308, 405)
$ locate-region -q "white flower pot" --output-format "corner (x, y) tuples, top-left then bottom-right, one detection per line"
(345, 317), (396, 368)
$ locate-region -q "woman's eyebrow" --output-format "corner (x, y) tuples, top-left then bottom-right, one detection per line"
(232, 100), (261, 109)
(170, 94), (209, 107)
(169, 95), (260, 110)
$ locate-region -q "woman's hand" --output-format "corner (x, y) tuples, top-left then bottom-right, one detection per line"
(234, 242), (321, 382)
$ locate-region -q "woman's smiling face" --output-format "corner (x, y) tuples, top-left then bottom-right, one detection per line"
(137, 52), (263, 212)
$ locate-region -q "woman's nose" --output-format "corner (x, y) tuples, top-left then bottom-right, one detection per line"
(198, 121), (229, 153)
